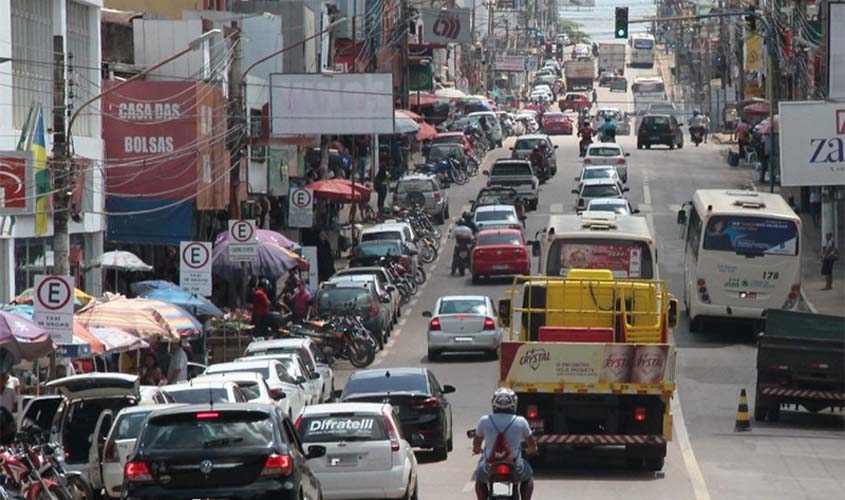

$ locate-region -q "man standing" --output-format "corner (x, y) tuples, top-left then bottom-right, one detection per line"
(821, 232), (838, 290)
(167, 342), (188, 384)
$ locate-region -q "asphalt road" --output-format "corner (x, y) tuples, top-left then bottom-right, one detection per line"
(332, 63), (845, 500)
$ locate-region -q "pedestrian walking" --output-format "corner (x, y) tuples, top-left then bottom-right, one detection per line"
(591, 88), (598, 108)
(290, 280), (312, 321)
(375, 166), (389, 214)
(821, 232), (838, 290)
(167, 341), (188, 383)
(251, 280), (272, 336)
(702, 114), (710, 143)
(809, 189), (821, 227)
(356, 136), (370, 181)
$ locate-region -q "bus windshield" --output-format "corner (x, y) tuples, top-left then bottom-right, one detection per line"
(703, 216), (798, 256)
(633, 38), (654, 50)
(546, 238), (654, 278)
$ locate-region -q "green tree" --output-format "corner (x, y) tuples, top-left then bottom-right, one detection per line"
(558, 18), (591, 44)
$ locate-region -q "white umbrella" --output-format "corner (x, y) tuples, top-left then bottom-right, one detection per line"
(394, 110), (421, 135)
(88, 327), (150, 354)
(435, 87), (467, 99)
(90, 250), (153, 272)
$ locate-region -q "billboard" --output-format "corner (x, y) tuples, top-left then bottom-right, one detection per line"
(495, 55), (526, 72)
(829, 2), (845, 99)
(778, 101), (845, 187)
(102, 81), (229, 209)
(0, 152), (34, 215)
(421, 8), (472, 44)
(270, 73), (395, 135)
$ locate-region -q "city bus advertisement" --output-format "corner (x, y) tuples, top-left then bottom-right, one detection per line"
(560, 243), (642, 278)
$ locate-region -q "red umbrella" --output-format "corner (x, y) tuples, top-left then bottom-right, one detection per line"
(397, 109), (438, 141)
(308, 179), (371, 203)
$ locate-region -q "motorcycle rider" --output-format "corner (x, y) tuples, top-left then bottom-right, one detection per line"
(528, 145), (545, 177)
(689, 110), (706, 143)
(598, 116), (617, 142)
(578, 119), (595, 157)
(473, 388), (538, 500)
(451, 212), (475, 276)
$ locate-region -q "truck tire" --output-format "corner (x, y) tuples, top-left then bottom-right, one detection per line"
(767, 401), (781, 422)
(754, 388), (768, 421)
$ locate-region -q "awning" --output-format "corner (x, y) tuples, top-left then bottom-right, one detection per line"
(397, 110), (438, 141)
(106, 197), (193, 245)
(308, 179), (371, 203)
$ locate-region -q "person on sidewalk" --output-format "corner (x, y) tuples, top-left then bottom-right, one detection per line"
(591, 88), (598, 108)
(821, 232), (838, 290)
(809, 189), (821, 227)
(375, 166), (389, 214)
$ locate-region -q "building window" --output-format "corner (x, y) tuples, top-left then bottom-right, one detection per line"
(67, 0), (97, 136)
(10, 0), (53, 130)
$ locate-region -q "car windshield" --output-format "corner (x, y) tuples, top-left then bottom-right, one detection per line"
(491, 164), (531, 176)
(582, 185), (621, 197)
(514, 139), (541, 150)
(566, 95), (583, 101)
(478, 233), (522, 246)
(166, 388), (231, 404)
(438, 299), (487, 315)
(316, 288), (372, 309)
(345, 373), (428, 395)
(582, 168), (615, 180)
(140, 411), (274, 450)
(597, 111), (622, 121)
(396, 179), (434, 193)
(645, 116), (670, 127)
(546, 238), (654, 278)
(703, 216), (798, 255)
(476, 211), (516, 222)
(299, 414), (388, 443)
(634, 38), (654, 49)
(112, 411), (153, 441)
(544, 113), (565, 120)
(433, 135), (461, 144)
(588, 147), (622, 157)
(356, 242), (402, 257)
(587, 201), (628, 214)
(361, 231), (402, 242)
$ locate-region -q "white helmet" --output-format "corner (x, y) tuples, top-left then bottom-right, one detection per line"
(491, 388), (518, 413)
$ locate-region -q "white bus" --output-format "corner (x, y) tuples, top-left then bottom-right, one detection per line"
(538, 212), (659, 279)
(630, 34), (655, 68)
(677, 190), (801, 331)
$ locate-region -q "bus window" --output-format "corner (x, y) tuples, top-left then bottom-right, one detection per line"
(546, 238), (654, 278)
(686, 207), (702, 258)
(633, 38), (654, 50)
(702, 216), (798, 256)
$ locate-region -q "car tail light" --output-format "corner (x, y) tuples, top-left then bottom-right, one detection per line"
(782, 284), (800, 309)
(370, 300), (380, 319)
(486, 179), (492, 187)
(634, 407), (647, 422)
(434, 192), (442, 202)
(696, 277), (711, 304)
(294, 414), (302, 431)
(493, 463), (513, 477)
(104, 440), (119, 463)
(195, 412), (219, 419)
(583, 158), (592, 164)
(616, 158), (626, 165)
(411, 397), (441, 410)
(532, 179), (538, 189)
(429, 318), (441, 331)
(124, 461), (153, 483)
(526, 404), (539, 419)
(260, 454), (293, 477)
(382, 411), (401, 452)
(809, 363), (829, 369)
(483, 317), (496, 330)
(270, 387), (285, 400)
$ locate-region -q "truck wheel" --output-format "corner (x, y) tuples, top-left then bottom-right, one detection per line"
(645, 456), (665, 471)
(754, 402), (768, 422)
(688, 316), (702, 333)
(767, 401), (781, 422)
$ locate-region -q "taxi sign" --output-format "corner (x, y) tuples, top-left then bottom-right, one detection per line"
(33, 275), (74, 344)
(228, 219), (258, 262)
(179, 241), (212, 296)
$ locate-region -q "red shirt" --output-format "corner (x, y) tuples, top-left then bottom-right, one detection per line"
(252, 288), (271, 316)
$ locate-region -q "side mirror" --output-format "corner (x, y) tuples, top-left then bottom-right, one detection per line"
(421, 311), (432, 318)
(623, 187), (630, 193)
(668, 298), (679, 328)
(296, 376), (307, 385)
(574, 176), (580, 181)
(306, 445), (327, 460)
(381, 296), (392, 304)
(632, 208), (641, 214)
(406, 249), (418, 256)
(442, 384), (456, 394)
(554, 145), (559, 149)
(386, 285), (396, 292)
(676, 209), (687, 225)
(310, 372), (321, 380)
(625, 153), (630, 157)
(571, 189), (579, 194)
(509, 147), (514, 151)
(270, 388), (287, 400)
(497, 299), (512, 327)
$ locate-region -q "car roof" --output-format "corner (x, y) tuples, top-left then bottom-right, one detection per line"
(435, 131), (464, 137)
(467, 111), (495, 117)
(492, 159), (531, 166)
(193, 371), (267, 382)
(588, 198), (627, 205)
(246, 338), (311, 352)
(162, 381), (237, 391)
(588, 143), (622, 150)
(302, 402), (390, 416)
(397, 174), (435, 182)
(440, 295), (488, 302)
(244, 353), (301, 363)
(143, 403), (277, 420)
(515, 134), (547, 140)
(361, 225), (404, 235)
(373, 222), (412, 231)
(329, 275), (379, 284)
(475, 204), (515, 213)
(115, 403), (185, 417)
(206, 359), (279, 371)
(335, 266), (388, 275)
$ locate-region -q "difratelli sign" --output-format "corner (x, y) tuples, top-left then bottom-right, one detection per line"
(421, 8), (471, 44)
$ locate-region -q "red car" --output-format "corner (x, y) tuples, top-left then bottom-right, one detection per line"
(559, 93), (590, 112)
(432, 131), (473, 156)
(542, 112), (573, 135)
(471, 229), (531, 283)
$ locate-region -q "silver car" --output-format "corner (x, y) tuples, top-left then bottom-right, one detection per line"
(423, 295), (502, 360)
(392, 175), (449, 224)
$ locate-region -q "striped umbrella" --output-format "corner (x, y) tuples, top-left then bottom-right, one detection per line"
(76, 296), (177, 340)
(143, 300), (202, 338)
(14, 287), (95, 309)
(1, 304), (105, 356)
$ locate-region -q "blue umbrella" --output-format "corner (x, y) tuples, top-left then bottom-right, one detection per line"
(130, 280), (178, 296)
(140, 288), (224, 317)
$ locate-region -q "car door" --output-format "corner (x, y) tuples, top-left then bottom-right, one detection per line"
(296, 357), (320, 405)
(90, 409), (114, 490)
(426, 372), (451, 441)
(281, 416), (322, 500)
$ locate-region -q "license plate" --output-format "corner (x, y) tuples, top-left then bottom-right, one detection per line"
(454, 337), (473, 343)
(492, 264), (509, 270)
(739, 291), (757, 299)
(492, 482), (514, 496)
(650, 136), (661, 141)
(327, 455), (357, 466)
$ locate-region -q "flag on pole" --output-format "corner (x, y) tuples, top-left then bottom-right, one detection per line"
(16, 105), (35, 151)
(31, 108), (50, 236)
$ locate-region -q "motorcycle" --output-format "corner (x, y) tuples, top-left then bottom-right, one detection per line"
(468, 429), (522, 500)
(599, 128), (616, 143)
(690, 126), (705, 146)
(287, 320), (376, 368)
(579, 136), (593, 157)
(0, 439), (73, 500)
(15, 427), (92, 500)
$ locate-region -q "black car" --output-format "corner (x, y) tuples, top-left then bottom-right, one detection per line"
(122, 404), (325, 500)
(637, 114), (684, 150)
(349, 240), (413, 268)
(340, 368), (455, 461)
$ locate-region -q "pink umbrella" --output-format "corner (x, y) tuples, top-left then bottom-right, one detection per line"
(0, 311), (53, 361)
(215, 229), (296, 250)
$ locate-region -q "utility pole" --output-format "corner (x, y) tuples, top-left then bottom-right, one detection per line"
(399, 0), (410, 109)
(51, 35), (70, 278)
(228, 23), (243, 219)
(487, 1), (494, 92)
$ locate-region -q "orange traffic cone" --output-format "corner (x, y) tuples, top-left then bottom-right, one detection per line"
(734, 388), (751, 432)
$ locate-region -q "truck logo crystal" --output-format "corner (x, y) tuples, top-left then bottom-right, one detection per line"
(519, 348), (551, 371)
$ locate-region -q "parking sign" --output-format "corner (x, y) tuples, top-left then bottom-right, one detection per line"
(180, 241), (212, 296)
(228, 219), (258, 262)
(33, 275), (74, 344)
(288, 187), (314, 228)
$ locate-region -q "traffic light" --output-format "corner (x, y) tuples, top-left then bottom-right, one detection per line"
(744, 7), (757, 31)
(615, 7), (629, 39)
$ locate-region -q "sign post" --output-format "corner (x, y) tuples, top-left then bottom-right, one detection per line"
(288, 186), (314, 228)
(227, 219), (258, 261)
(179, 241), (212, 296)
(33, 275), (74, 344)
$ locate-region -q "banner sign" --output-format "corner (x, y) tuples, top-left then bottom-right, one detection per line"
(829, 3), (845, 99)
(421, 8), (472, 44)
(559, 0), (595, 6)
(778, 101), (845, 186)
(500, 342), (675, 386)
(0, 152), (34, 215)
(495, 55), (526, 72)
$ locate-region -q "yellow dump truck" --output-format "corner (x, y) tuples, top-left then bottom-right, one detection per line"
(496, 269), (678, 470)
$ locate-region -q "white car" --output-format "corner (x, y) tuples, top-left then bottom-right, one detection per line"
(237, 353), (322, 405)
(244, 337), (336, 402)
(139, 385), (176, 404)
(585, 197), (640, 215)
(298, 403), (418, 500)
(161, 381), (249, 404)
(191, 372), (279, 405)
(572, 178), (629, 211)
(575, 165), (622, 190)
(583, 143), (630, 182)
(204, 359), (307, 419)
(101, 404), (184, 499)
(423, 295), (502, 360)
(472, 204), (522, 232)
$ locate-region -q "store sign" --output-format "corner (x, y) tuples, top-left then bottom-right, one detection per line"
(179, 241), (212, 296)
(778, 101), (845, 186)
(33, 275), (74, 344)
(829, 2), (845, 99)
(288, 186), (314, 228)
(227, 219), (258, 261)
(495, 55), (526, 72)
(421, 8), (471, 44)
(0, 152), (34, 215)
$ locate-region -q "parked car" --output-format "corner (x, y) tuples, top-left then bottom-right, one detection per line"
(297, 403), (419, 500)
(161, 381), (249, 404)
(466, 111), (504, 147)
(542, 112), (573, 135)
(470, 229), (531, 283)
(472, 205), (522, 233)
(572, 178), (629, 211)
(423, 295), (503, 360)
(332, 267), (401, 324)
(340, 368), (455, 461)
(485, 160), (539, 211)
(575, 165), (622, 190)
(313, 281), (392, 348)
(637, 114), (684, 149)
(583, 143), (630, 182)
(349, 240), (416, 276)
(101, 404), (184, 499)
(204, 359), (307, 419)
(122, 404), (325, 500)
(431, 131), (473, 156)
(244, 337), (335, 403)
(585, 197), (640, 215)
(139, 385), (177, 404)
(391, 175), (449, 223)
(238, 353), (323, 406)
(192, 372), (282, 406)
(559, 93), (590, 112)
(329, 274), (398, 327)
